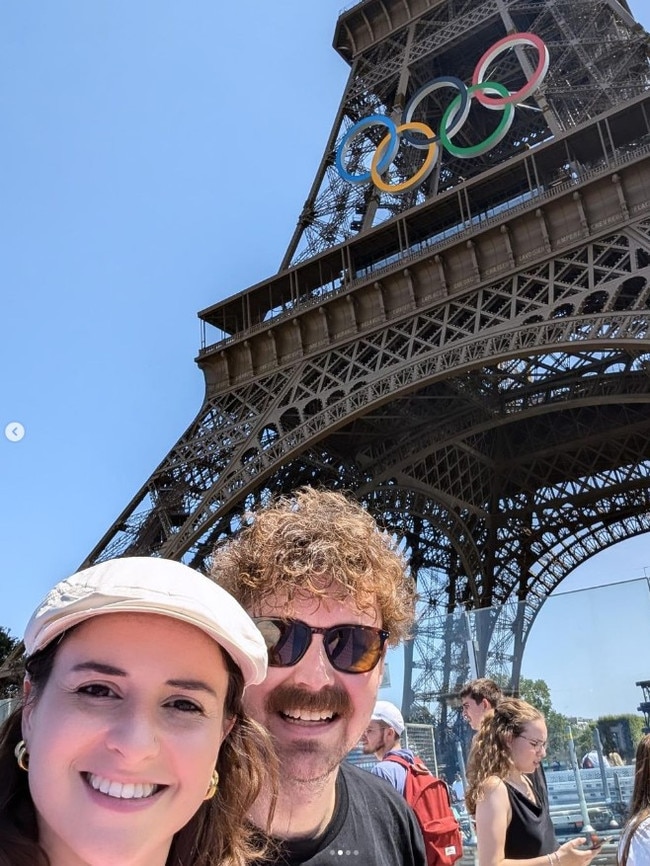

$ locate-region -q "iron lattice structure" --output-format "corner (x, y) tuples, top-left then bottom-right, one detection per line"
(84, 0), (650, 762)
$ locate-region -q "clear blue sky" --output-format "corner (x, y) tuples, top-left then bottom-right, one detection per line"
(2, 1), (649, 720)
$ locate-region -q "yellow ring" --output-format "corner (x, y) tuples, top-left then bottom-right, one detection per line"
(370, 121), (439, 193)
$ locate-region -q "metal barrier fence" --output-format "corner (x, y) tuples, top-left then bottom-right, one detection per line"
(0, 697), (18, 723)
(404, 723), (439, 777)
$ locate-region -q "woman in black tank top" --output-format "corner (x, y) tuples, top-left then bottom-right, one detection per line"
(464, 698), (599, 866)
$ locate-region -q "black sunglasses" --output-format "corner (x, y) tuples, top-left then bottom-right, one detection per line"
(254, 618), (389, 674)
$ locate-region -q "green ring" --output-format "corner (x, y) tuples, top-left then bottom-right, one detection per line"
(438, 81), (515, 159)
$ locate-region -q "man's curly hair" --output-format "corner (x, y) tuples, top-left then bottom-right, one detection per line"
(210, 487), (417, 645)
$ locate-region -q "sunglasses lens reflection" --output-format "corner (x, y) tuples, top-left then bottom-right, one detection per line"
(255, 619), (386, 673)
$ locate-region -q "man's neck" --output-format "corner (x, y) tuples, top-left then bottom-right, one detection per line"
(251, 768), (340, 841)
(377, 738), (401, 760)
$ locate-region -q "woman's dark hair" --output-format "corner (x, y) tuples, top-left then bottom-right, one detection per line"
(619, 734), (650, 866)
(0, 640), (57, 866)
(0, 629), (278, 866)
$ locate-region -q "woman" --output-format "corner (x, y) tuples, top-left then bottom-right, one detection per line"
(609, 751), (625, 767)
(0, 556), (278, 866)
(618, 734), (650, 866)
(465, 697), (597, 866)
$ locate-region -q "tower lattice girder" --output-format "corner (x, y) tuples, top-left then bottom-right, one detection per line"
(84, 0), (650, 754)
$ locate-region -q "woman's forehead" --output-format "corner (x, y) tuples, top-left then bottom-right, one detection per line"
(521, 717), (546, 736)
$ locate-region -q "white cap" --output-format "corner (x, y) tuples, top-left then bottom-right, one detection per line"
(23, 556), (268, 686)
(372, 700), (405, 735)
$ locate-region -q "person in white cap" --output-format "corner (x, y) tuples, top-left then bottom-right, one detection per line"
(211, 487), (426, 866)
(360, 699), (415, 794)
(0, 556), (278, 866)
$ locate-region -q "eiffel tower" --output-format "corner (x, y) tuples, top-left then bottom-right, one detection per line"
(83, 0), (650, 756)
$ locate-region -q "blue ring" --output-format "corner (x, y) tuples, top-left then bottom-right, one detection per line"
(335, 114), (399, 184)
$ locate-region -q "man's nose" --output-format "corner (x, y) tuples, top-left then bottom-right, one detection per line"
(288, 633), (335, 687)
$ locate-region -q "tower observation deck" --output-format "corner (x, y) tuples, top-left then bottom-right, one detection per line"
(83, 0), (650, 758)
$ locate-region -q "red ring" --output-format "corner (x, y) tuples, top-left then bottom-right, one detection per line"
(472, 32), (549, 108)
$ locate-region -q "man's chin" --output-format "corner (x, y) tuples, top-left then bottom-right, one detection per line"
(277, 741), (347, 785)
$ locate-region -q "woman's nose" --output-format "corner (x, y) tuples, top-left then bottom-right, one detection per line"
(104, 706), (161, 761)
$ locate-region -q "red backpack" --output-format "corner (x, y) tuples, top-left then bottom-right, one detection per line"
(385, 754), (463, 866)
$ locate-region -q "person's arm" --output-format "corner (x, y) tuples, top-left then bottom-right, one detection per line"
(626, 817), (650, 866)
(475, 777), (601, 866)
(474, 776), (512, 866)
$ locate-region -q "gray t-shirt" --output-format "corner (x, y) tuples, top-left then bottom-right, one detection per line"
(254, 761), (426, 865)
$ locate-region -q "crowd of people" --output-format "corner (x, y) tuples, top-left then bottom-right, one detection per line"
(0, 487), (645, 866)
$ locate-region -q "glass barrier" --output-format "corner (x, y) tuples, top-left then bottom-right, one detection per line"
(352, 577), (650, 856)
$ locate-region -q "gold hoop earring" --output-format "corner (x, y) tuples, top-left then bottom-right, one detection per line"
(204, 769), (219, 800)
(14, 740), (29, 772)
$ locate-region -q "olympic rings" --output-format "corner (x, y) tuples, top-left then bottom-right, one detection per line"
(335, 31), (549, 194)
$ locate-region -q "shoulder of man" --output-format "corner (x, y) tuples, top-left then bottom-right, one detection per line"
(343, 761), (425, 815)
(370, 749), (412, 791)
(383, 748), (417, 765)
(347, 761), (407, 796)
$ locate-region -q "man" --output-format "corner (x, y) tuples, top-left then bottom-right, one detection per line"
(582, 749), (610, 769)
(451, 773), (465, 810)
(459, 677), (503, 731)
(360, 700), (414, 794)
(361, 699), (464, 866)
(211, 487), (426, 865)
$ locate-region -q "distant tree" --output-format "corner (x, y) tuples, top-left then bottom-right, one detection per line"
(0, 626), (24, 699)
(514, 677), (646, 768)
(546, 709), (575, 765)
(518, 677), (571, 765)
(519, 677), (553, 717)
(0, 626), (18, 661)
(568, 715), (644, 765)
(572, 724), (595, 764)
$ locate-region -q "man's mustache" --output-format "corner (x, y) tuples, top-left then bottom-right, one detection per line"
(265, 684), (352, 717)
